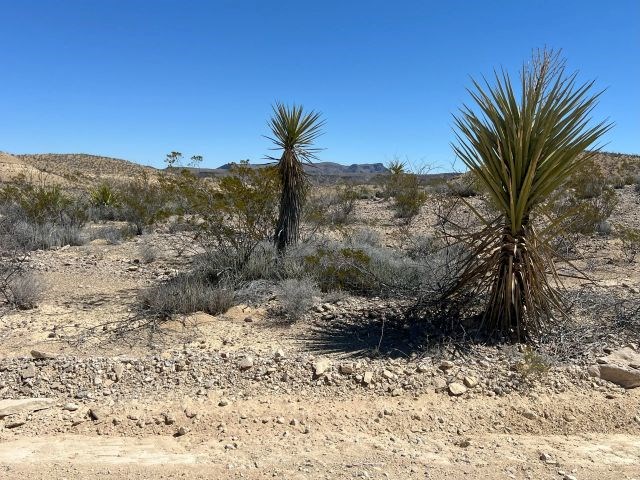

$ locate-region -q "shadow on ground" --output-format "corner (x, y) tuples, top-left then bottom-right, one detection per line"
(302, 305), (478, 359)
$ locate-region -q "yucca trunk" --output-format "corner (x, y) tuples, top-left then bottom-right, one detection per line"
(483, 217), (553, 339)
(274, 150), (307, 253)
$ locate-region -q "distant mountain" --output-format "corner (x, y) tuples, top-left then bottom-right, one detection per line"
(214, 161), (389, 176)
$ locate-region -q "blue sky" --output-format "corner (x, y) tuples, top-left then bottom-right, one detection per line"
(1, 0), (638, 171)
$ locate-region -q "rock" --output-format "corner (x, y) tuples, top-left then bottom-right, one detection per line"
(391, 388), (403, 397)
(382, 369), (395, 380)
(30, 350), (57, 360)
(539, 452), (554, 463)
(113, 363), (125, 381)
(164, 413), (176, 425)
(463, 376), (478, 388)
(339, 363), (355, 375)
(244, 316), (253, 323)
(63, 403), (80, 412)
(218, 399), (230, 407)
(176, 426), (189, 436)
(432, 377), (447, 391)
(274, 349), (286, 360)
(238, 357), (254, 371)
(5, 420), (26, 429)
(362, 371), (373, 385)
(448, 383), (467, 396)
(88, 408), (103, 421)
(416, 364), (430, 373)
(563, 475), (577, 480)
(439, 361), (455, 371)
(21, 364), (37, 380)
(0, 398), (56, 418)
(590, 347), (640, 388)
(313, 359), (331, 377)
(522, 410), (537, 420)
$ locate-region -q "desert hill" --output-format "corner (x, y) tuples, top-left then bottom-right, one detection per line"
(1, 151), (638, 187)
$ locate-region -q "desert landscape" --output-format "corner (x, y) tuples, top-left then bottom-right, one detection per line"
(2, 2), (639, 477)
(1, 144), (639, 479)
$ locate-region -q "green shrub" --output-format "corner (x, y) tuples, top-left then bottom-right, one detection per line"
(617, 225), (640, 263)
(516, 346), (551, 381)
(117, 173), (172, 235)
(392, 173), (427, 220)
(0, 181), (87, 250)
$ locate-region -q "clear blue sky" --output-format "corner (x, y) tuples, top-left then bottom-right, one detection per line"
(1, 0), (638, 171)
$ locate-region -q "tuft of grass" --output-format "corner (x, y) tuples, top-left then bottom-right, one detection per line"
(276, 277), (320, 321)
(7, 273), (44, 310)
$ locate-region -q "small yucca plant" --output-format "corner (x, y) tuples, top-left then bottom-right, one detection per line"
(449, 49), (612, 340)
(266, 102), (325, 253)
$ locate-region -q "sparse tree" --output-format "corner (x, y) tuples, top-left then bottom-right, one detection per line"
(448, 48), (612, 340)
(266, 102), (325, 253)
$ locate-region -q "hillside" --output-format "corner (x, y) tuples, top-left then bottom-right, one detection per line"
(15, 153), (155, 183)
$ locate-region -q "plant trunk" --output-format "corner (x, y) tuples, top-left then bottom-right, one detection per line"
(274, 150), (306, 254)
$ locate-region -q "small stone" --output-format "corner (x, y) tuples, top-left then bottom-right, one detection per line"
(382, 370), (395, 380)
(218, 399), (230, 407)
(313, 359), (331, 377)
(30, 350), (57, 360)
(339, 363), (355, 375)
(238, 357), (254, 371)
(113, 364), (125, 382)
(176, 426), (189, 436)
(416, 364), (430, 373)
(363, 371), (373, 385)
(88, 408), (103, 421)
(276, 417), (285, 424)
(63, 403), (79, 412)
(463, 376), (478, 388)
(244, 316), (253, 323)
(522, 410), (537, 420)
(448, 383), (467, 396)
(5, 420), (26, 429)
(439, 361), (455, 371)
(433, 378), (447, 391)
(563, 475), (577, 480)
(21, 364), (37, 380)
(391, 388), (403, 397)
(274, 349), (286, 360)
(164, 413), (176, 425)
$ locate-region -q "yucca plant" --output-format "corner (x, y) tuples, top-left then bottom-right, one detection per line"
(448, 49), (612, 340)
(266, 102), (325, 253)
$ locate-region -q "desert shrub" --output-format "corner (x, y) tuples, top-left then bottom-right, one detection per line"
(139, 242), (158, 264)
(302, 238), (455, 297)
(567, 158), (607, 199)
(89, 182), (121, 221)
(447, 172), (483, 198)
(305, 184), (359, 227)
(611, 176), (625, 189)
(0, 181), (87, 250)
(88, 225), (134, 244)
(117, 172), (172, 235)
(163, 162), (279, 254)
(617, 225), (640, 263)
(635, 176), (640, 194)
(516, 346), (551, 381)
(139, 273), (235, 319)
(392, 173), (427, 220)
(6, 272), (44, 310)
(549, 185), (618, 236)
(276, 277), (320, 320)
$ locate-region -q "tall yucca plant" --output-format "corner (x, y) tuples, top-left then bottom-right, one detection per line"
(267, 102), (325, 253)
(449, 49), (612, 340)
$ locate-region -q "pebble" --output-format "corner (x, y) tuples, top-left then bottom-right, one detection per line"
(448, 383), (467, 396)
(63, 403), (79, 411)
(238, 357), (254, 371)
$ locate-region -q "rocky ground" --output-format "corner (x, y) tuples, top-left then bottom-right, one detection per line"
(1, 188), (640, 479)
